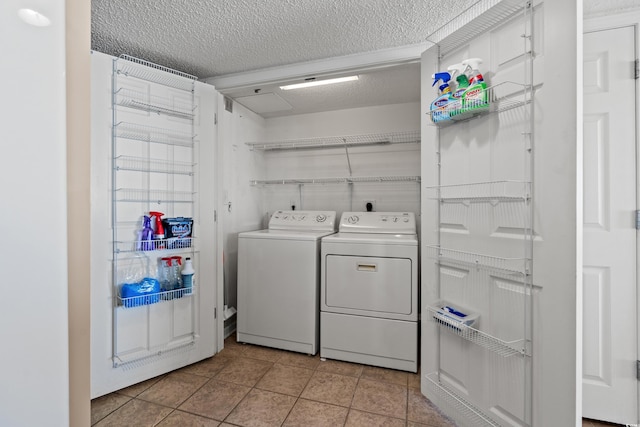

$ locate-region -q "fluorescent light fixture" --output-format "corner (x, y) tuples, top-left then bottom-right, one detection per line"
(280, 75), (359, 91)
(18, 8), (51, 27)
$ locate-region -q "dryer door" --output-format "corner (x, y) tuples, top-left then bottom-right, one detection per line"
(324, 255), (415, 320)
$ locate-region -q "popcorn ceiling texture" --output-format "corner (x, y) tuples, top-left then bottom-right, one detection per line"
(91, 0), (478, 79)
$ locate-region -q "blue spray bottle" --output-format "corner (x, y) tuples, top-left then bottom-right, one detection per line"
(430, 72), (453, 123)
(137, 215), (154, 251)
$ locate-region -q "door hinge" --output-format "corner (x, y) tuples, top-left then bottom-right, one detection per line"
(635, 59), (639, 80)
(637, 360), (640, 380)
(636, 210), (640, 229)
(214, 307), (217, 319)
(214, 210), (217, 222)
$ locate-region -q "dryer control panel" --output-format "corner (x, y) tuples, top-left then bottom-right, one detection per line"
(269, 210), (337, 231)
(339, 212), (416, 234)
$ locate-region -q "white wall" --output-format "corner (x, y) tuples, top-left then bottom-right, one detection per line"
(218, 100), (266, 313)
(262, 102), (421, 217)
(0, 1), (70, 425)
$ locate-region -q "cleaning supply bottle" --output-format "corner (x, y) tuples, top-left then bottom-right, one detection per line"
(461, 58), (489, 113)
(137, 215), (154, 251)
(430, 71), (453, 123)
(447, 63), (470, 119)
(149, 211), (165, 249)
(181, 257), (195, 295)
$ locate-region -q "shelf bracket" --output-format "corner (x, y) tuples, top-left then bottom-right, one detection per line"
(343, 138), (353, 176)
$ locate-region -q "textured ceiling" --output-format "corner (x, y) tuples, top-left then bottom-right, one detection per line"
(92, 0), (478, 79)
(91, 0), (639, 118)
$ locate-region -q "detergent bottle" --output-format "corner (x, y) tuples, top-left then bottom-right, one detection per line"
(430, 71), (453, 123)
(447, 63), (470, 119)
(149, 211), (165, 249)
(461, 58), (489, 113)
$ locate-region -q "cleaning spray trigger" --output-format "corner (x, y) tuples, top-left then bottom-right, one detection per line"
(447, 63), (470, 116)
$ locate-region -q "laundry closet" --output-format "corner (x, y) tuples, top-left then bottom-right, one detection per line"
(84, 0), (582, 426)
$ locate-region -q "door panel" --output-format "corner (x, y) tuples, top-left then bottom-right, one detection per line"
(582, 25), (637, 424)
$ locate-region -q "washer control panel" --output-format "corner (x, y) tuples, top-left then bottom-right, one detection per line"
(339, 212), (416, 234)
(269, 210), (337, 231)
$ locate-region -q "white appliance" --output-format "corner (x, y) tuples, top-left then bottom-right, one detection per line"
(320, 211), (418, 372)
(237, 210), (337, 354)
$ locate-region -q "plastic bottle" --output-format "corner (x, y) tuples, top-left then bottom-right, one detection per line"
(137, 215), (154, 251)
(171, 256), (183, 296)
(430, 72), (453, 123)
(447, 63), (470, 119)
(181, 257), (195, 295)
(159, 257), (172, 293)
(149, 211), (165, 249)
(461, 58), (489, 113)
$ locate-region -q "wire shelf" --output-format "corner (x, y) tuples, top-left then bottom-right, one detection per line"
(250, 175), (421, 185)
(115, 156), (195, 175)
(246, 130), (420, 151)
(427, 305), (525, 357)
(114, 122), (196, 147)
(115, 88), (196, 120)
(426, 81), (531, 126)
(117, 285), (196, 308)
(115, 237), (195, 253)
(425, 0), (525, 56)
(425, 180), (531, 203)
(114, 188), (195, 203)
(425, 372), (501, 426)
(425, 245), (530, 276)
(116, 54), (196, 91)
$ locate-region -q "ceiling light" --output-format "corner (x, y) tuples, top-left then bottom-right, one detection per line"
(280, 75), (359, 91)
(18, 8), (51, 27)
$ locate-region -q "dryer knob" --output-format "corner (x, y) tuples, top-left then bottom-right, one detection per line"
(316, 214), (327, 222)
(348, 215), (359, 224)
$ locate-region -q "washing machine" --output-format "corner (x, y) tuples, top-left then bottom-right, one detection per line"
(237, 210), (337, 355)
(320, 211), (418, 372)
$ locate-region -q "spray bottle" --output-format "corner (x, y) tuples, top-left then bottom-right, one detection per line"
(149, 211), (165, 249)
(447, 63), (470, 119)
(430, 72), (453, 123)
(461, 58), (489, 112)
(137, 215), (154, 251)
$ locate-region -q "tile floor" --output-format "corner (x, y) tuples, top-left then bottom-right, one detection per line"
(92, 335), (625, 427)
(91, 335), (454, 426)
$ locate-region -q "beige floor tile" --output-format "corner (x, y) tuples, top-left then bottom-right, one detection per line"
(255, 363), (314, 396)
(115, 375), (165, 397)
(93, 399), (173, 427)
(91, 393), (131, 425)
(137, 371), (209, 408)
(277, 351), (322, 370)
(361, 366), (409, 386)
(179, 354), (232, 378)
(345, 409), (406, 427)
(300, 370), (359, 407)
(351, 378), (407, 420)
(408, 371), (421, 389)
(215, 356), (273, 387)
(156, 410), (220, 426)
(317, 359), (364, 377)
(241, 344), (288, 362)
(178, 379), (251, 421)
(283, 398), (349, 427)
(225, 388), (296, 427)
(407, 388), (452, 425)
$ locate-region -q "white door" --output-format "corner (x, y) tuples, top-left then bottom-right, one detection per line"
(583, 25), (637, 424)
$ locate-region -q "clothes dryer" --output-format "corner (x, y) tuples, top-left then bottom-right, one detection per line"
(320, 212), (418, 372)
(237, 210), (337, 354)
